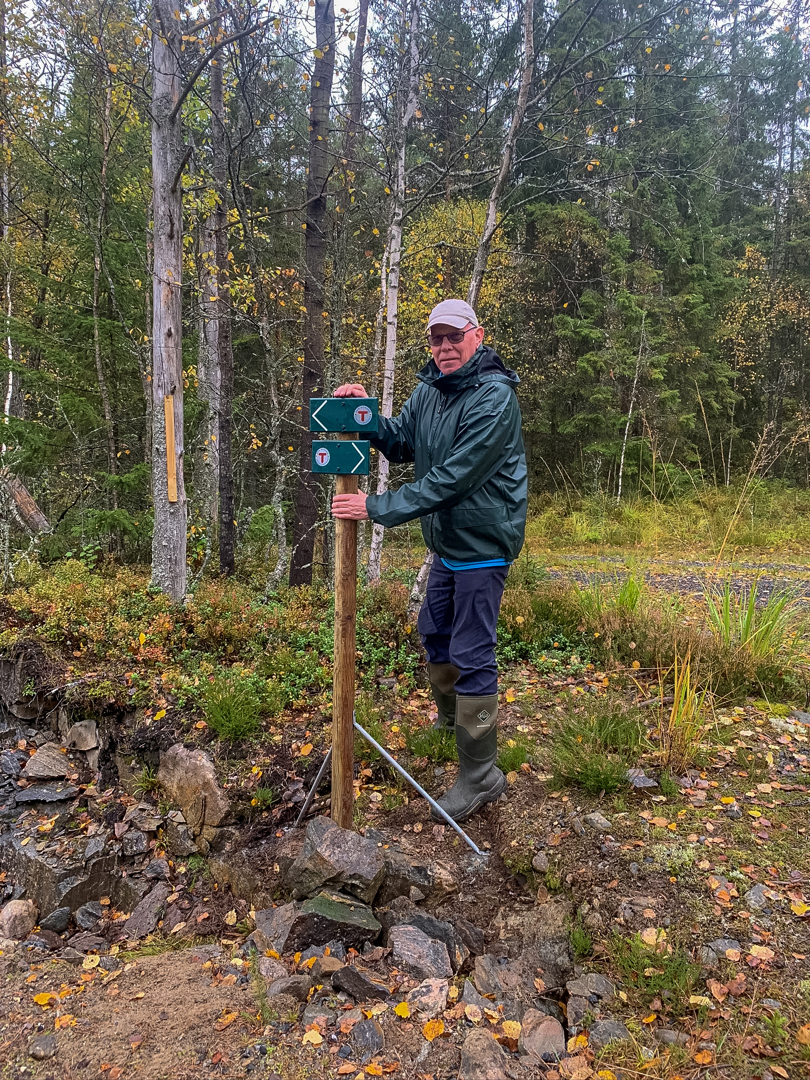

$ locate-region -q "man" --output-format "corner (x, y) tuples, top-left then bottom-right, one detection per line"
(331, 298), (527, 822)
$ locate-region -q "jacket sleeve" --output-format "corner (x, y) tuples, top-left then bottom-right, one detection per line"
(368, 390), (418, 464)
(366, 384), (517, 527)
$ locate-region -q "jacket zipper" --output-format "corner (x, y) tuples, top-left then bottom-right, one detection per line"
(427, 393), (446, 551)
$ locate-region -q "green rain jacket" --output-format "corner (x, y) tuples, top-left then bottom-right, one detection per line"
(365, 345), (528, 564)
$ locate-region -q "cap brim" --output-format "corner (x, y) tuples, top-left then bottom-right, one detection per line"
(426, 315), (474, 330)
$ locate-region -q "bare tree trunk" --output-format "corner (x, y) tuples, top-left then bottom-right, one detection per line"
(289, 0), (336, 586)
(616, 313), (644, 503)
(0, 0), (11, 458)
(467, 0), (535, 309)
(408, 549), (433, 620)
(0, 470), (51, 534)
(150, 0), (187, 601)
(93, 82), (118, 520)
(197, 230), (221, 533)
(366, 0), (420, 585)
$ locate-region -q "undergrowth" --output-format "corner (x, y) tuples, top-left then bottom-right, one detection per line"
(550, 698), (646, 794)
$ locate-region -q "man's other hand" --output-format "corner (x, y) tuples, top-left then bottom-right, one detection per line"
(331, 493), (369, 520)
(333, 383), (368, 398)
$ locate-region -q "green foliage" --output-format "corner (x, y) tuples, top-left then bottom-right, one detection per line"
(607, 933), (701, 1012)
(405, 725), (457, 764)
(551, 699), (646, 794)
(497, 733), (534, 773)
(252, 787), (277, 810)
(569, 919), (593, 961)
(203, 672), (263, 740)
(133, 765), (160, 797)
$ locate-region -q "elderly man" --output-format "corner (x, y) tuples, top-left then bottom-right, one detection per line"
(331, 298), (527, 822)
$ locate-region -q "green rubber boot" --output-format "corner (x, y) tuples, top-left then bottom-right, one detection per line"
(428, 662), (460, 731)
(431, 694), (505, 822)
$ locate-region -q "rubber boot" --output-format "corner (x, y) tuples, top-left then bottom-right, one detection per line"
(431, 694), (505, 822)
(428, 662), (460, 731)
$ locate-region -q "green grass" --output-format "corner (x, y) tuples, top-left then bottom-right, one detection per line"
(607, 932), (701, 1013)
(203, 672), (263, 739)
(706, 581), (803, 662)
(497, 733), (535, 773)
(133, 764), (160, 796)
(569, 918), (593, 960)
(551, 699), (646, 794)
(405, 724), (457, 763)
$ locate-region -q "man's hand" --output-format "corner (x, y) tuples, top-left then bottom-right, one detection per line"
(331, 492), (369, 520)
(333, 383), (368, 398)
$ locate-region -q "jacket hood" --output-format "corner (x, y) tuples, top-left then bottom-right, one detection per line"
(416, 344), (520, 394)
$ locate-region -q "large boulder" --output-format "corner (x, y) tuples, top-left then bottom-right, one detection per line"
(158, 745), (231, 839)
(378, 896), (469, 972)
(388, 925), (452, 980)
(375, 848), (458, 907)
(0, 898), (38, 940)
(285, 817), (385, 904)
(21, 743), (70, 780)
(121, 882), (173, 940)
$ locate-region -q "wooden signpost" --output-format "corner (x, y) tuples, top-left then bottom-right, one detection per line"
(310, 398), (377, 829)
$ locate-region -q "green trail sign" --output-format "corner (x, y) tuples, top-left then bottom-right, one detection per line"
(309, 397), (379, 433)
(312, 440), (371, 475)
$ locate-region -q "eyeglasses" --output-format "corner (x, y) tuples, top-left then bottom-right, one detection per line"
(426, 326), (477, 347)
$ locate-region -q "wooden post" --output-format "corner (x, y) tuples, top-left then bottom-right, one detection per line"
(332, 431), (358, 829)
(164, 394), (177, 504)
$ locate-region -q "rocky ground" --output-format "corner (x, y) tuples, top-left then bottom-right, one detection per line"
(2, 564), (810, 1079)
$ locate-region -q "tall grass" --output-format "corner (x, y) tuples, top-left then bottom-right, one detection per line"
(656, 651), (711, 773)
(551, 699), (647, 793)
(705, 582), (803, 662)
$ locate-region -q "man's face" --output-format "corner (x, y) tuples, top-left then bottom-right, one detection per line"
(428, 322), (485, 375)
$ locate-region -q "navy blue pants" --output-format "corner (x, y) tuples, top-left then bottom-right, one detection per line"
(417, 560), (509, 696)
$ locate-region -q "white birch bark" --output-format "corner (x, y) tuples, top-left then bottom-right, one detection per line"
(616, 312), (644, 503)
(366, 0), (419, 584)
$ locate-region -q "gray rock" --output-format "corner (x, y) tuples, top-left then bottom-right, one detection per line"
(67, 932), (108, 954)
(655, 1028), (689, 1047)
(531, 852), (548, 874)
(39, 906), (71, 933)
(707, 938), (742, 956)
(98, 956), (121, 972)
(566, 995), (592, 1027)
(406, 978), (449, 1019)
(122, 830), (149, 857)
(762, 998), (783, 1011)
(375, 847), (458, 907)
(571, 816), (586, 837)
(588, 1019), (631, 1050)
(60, 947), (86, 964)
(285, 816), (385, 904)
(566, 973), (615, 1000)
(145, 858), (171, 881)
(493, 900), (573, 987)
(74, 902), (104, 931)
(28, 1033), (57, 1061)
(0, 751), (21, 777)
(15, 783), (79, 803)
(253, 892), (381, 955)
(312, 954), (344, 980)
(121, 882), (172, 940)
(743, 884), (770, 912)
(301, 999), (336, 1029)
(0, 899), (37, 940)
(163, 811), (197, 857)
(158, 745), (231, 837)
(584, 812), (612, 833)
(21, 743), (70, 780)
(64, 720), (98, 751)
(519, 1010), (565, 1061)
(267, 974), (311, 1001)
(627, 768), (658, 789)
(332, 965), (389, 1002)
(258, 956), (287, 982)
(26, 929), (63, 950)
(350, 1018), (384, 1065)
(123, 802), (164, 833)
(461, 979), (490, 1011)
(380, 897), (469, 971)
(389, 924), (452, 980)
(697, 946), (718, 968)
(458, 1029), (510, 1080)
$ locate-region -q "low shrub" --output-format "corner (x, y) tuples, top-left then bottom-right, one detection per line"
(203, 671), (263, 740)
(551, 698), (646, 793)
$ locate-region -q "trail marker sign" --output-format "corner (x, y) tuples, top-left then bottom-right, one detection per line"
(311, 440), (370, 475)
(310, 397), (378, 433)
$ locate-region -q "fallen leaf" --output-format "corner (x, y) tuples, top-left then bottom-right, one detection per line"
(642, 1013), (657, 1024)
(506, 771), (518, 784)
(55, 1014), (76, 1029)
(749, 945), (775, 961)
(300, 743), (313, 757)
(771, 1067), (789, 1079)
(707, 979), (728, 1002)
(216, 1012), (238, 1030)
(224, 910), (237, 926)
(464, 1004), (482, 1023)
(366, 1066), (383, 1076)
(170, 922), (187, 935)
(791, 900), (810, 917)
(797, 1023), (810, 1045)
(422, 1018), (444, 1041)
(302, 1030), (323, 1046)
(109, 1068), (123, 1080)
(534, 976), (546, 994)
(651, 816), (669, 828)
(689, 995), (712, 1008)
(337, 1067), (356, 1076)
(33, 992), (57, 1007)
(393, 1002), (410, 1018)
(501, 1020), (521, 1039)
(640, 927), (666, 946)
(694, 1049), (713, 1064)
(725, 947), (741, 961)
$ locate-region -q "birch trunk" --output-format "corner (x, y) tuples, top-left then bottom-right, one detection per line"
(0, 0), (11, 457)
(366, 0), (419, 585)
(616, 312), (644, 503)
(92, 83), (118, 519)
(150, 0), (187, 601)
(467, 0), (535, 309)
(289, 0), (336, 586)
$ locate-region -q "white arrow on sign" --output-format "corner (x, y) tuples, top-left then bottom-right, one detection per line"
(311, 400), (328, 431)
(351, 442), (366, 474)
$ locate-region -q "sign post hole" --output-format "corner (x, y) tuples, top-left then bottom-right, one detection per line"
(309, 397), (378, 831)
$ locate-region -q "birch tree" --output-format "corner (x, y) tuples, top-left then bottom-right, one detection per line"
(366, 0), (420, 585)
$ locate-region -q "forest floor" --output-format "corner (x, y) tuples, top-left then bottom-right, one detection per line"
(1, 549), (810, 1080)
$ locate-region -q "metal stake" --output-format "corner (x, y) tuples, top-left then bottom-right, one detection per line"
(353, 717), (487, 858)
(294, 746), (333, 828)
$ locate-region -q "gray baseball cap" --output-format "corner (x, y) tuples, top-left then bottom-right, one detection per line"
(426, 298), (479, 330)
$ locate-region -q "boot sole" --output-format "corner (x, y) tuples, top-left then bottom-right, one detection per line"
(430, 771), (507, 824)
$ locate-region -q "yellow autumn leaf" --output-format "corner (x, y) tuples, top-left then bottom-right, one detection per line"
(394, 1001), (411, 1018)
(749, 945), (775, 960)
(797, 1023), (810, 1045)
(224, 910), (237, 926)
(720, 796), (735, 804)
(33, 993), (56, 1007)
(139, 633), (146, 645)
(791, 900), (810, 916)
(300, 743), (313, 757)
(597, 1072), (617, 1080)
(302, 1029), (323, 1046)
(642, 1013), (657, 1024)
(465, 1004), (483, 1022)
(423, 1018), (444, 1041)
(694, 1049), (713, 1064)
(689, 995), (712, 1008)
(55, 1014), (76, 1029)
(505, 691), (516, 703)
(501, 1020), (521, 1039)
(640, 927), (665, 946)
(216, 1011), (238, 1030)
(82, 955), (100, 970)
(154, 709), (166, 721)
(366, 1066), (383, 1076)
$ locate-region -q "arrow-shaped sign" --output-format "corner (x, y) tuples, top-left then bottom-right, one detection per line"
(309, 397), (379, 433)
(351, 442), (366, 474)
(311, 399), (329, 431)
(312, 440), (370, 475)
